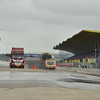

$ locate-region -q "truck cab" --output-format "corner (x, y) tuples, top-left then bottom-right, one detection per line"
(45, 59), (56, 70)
(10, 47), (25, 68)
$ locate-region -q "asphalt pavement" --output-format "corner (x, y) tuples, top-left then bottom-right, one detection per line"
(0, 57), (100, 100)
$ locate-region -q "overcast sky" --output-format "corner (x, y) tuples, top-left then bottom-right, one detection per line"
(0, 0), (100, 54)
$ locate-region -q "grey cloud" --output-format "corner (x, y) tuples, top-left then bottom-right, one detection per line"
(31, 0), (100, 16)
(0, 0), (100, 53)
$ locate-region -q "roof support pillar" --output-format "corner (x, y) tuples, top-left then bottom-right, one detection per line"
(86, 38), (89, 58)
(80, 42), (82, 58)
(91, 37), (94, 58)
(97, 35), (100, 57)
(94, 36), (96, 58)
(77, 43), (80, 58)
(82, 41), (84, 58)
(88, 39), (91, 58)
(84, 41), (86, 58)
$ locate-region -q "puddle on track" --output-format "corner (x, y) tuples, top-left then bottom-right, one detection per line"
(59, 78), (100, 84)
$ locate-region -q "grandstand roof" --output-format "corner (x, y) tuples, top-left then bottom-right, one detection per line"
(53, 30), (100, 54)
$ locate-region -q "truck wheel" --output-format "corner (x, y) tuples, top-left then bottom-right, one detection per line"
(22, 66), (24, 68)
(10, 66), (12, 68)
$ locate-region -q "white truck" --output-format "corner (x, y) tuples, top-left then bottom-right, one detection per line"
(44, 59), (56, 70)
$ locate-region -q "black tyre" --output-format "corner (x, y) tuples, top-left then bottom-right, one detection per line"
(10, 66), (12, 68)
(46, 68), (47, 70)
(22, 66), (24, 68)
(53, 68), (55, 70)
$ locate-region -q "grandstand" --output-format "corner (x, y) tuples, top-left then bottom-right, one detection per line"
(53, 30), (100, 68)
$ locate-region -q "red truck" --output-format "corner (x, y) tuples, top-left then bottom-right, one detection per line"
(10, 47), (25, 68)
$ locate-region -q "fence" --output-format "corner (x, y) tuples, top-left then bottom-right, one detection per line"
(57, 62), (99, 69)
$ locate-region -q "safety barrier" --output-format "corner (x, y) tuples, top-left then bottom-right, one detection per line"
(56, 67), (100, 76)
(57, 63), (73, 67)
(0, 61), (9, 67)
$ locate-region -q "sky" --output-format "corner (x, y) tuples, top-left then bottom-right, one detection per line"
(0, 0), (100, 54)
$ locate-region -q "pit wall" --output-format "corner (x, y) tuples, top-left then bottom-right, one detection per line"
(58, 62), (98, 68)
(56, 62), (100, 76)
(0, 61), (9, 67)
(56, 67), (100, 76)
(73, 62), (98, 69)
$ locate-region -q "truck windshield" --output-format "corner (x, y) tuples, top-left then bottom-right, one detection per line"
(42, 55), (52, 60)
(47, 62), (54, 65)
(12, 54), (24, 58)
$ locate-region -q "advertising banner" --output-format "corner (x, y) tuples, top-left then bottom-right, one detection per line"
(88, 59), (96, 63)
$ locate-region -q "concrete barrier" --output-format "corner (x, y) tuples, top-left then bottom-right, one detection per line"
(0, 61), (9, 66)
(0, 61), (9, 68)
(56, 67), (100, 76)
(24, 64), (29, 69)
